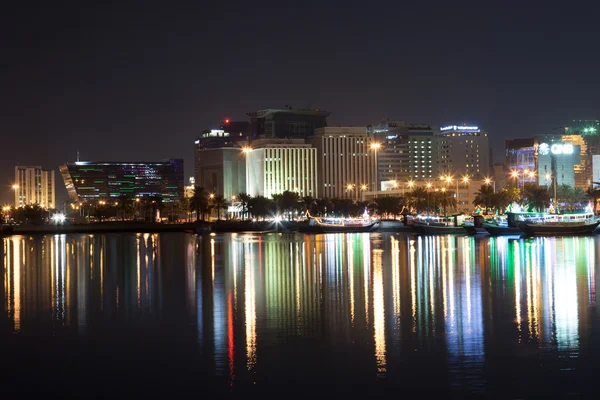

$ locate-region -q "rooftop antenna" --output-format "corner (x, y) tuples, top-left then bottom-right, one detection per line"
(77, 150), (80, 162)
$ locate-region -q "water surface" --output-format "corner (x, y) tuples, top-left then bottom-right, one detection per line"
(2, 232), (600, 398)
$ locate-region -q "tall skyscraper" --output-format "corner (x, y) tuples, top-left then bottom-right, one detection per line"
(247, 106), (330, 139)
(194, 146), (246, 200)
(308, 127), (375, 198)
(368, 120), (436, 184)
(245, 139), (318, 198)
(14, 166), (56, 209)
(437, 124), (489, 178)
(60, 159), (184, 202)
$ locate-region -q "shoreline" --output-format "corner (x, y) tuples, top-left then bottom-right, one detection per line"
(1, 219), (414, 235)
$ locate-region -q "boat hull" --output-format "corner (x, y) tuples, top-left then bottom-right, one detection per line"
(298, 222), (380, 234)
(464, 226), (489, 235)
(413, 224), (467, 235)
(519, 221), (600, 236)
(483, 224), (524, 236)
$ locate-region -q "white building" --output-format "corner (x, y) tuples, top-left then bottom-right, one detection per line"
(14, 166), (56, 209)
(246, 139), (318, 198)
(437, 125), (489, 178)
(592, 155), (600, 189)
(308, 127), (376, 199)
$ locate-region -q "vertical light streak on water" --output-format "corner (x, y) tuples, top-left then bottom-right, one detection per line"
(363, 234), (371, 327)
(514, 241), (522, 337)
(586, 237), (595, 306)
(347, 235), (355, 326)
(54, 235), (67, 323)
(136, 234), (141, 308)
(463, 237), (471, 323)
(448, 236), (455, 325)
(428, 236), (435, 322)
(10, 237), (21, 332)
(554, 238), (579, 352)
(196, 238), (203, 348)
(442, 236), (448, 320)
(232, 235), (238, 308)
(525, 241), (533, 339)
(391, 236), (400, 332)
(532, 240), (541, 340)
(543, 238), (554, 343)
(410, 238), (417, 332)
(244, 240), (257, 371)
(373, 248), (386, 375)
(211, 238), (215, 287)
(295, 242), (301, 329)
(214, 237), (227, 375)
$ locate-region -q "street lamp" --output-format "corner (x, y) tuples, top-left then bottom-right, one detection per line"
(461, 176), (469, 211)
(426, 182), (432, 215)
(370, 142), (381, 193)
(346, 184), (355, 200)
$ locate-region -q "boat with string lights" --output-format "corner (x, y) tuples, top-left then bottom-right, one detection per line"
(298, 211), (380, 233)
(518, 211), (599, 236)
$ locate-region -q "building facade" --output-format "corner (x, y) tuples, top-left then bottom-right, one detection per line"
(369, 120), (436, 184)
(437, 124), (489, 178)
(245, 139), (317, 198)
(247, 106), (330, 139)
(60, 159), (184, 202)
(194, 147), (246, 200)
(308, 127), (376, 199)
(14, 166), (56, 209)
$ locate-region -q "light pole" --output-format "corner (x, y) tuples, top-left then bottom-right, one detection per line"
(360, 184), (367, 202)
(462, 176), (469, 212)
(426, 182), (432, 215)
(347, 184), (354, 201)
(11, 184), (19, 209)
(370, 143), (381, 193)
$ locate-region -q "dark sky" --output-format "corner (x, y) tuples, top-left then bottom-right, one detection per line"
(2, 2), (600, 205)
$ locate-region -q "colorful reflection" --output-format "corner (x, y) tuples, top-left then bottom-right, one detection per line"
(1, 233), (599, 391)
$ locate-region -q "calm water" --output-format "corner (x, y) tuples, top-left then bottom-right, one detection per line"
(2, 232), (600, 398)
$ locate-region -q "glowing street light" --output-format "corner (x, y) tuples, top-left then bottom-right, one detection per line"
(242, 147), (252, 154)
(370, 142), (381, 193)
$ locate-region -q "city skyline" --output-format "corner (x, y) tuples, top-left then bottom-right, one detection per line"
(2, 3), (600, 205)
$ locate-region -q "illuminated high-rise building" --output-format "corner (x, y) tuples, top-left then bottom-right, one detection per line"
(194, 147), (246, 200)
(437, 124), (489, 178)
(308, 127), (375, 198)
(245, 139), (318, 198)
(60, 159), (184, 202)
(14, 165), (56, 209)
(368, 120), (437, 184)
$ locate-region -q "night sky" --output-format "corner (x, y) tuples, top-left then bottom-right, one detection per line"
(2, 2), (600, 205)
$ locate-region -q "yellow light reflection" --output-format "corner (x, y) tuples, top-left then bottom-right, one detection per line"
(244, 243), (257, 371)
(373, 249), (386, 374)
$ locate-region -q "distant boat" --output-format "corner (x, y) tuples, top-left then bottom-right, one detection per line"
(482, 215), (524, 236)
(518, 212), (599, 236)
(299, 212), (380, 233)
(411, 215), (467, 235)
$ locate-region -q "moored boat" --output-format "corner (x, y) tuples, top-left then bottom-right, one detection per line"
(411, 215), (468, 235)
(518, 212), (599, 236)
(299, 212), (380, 233)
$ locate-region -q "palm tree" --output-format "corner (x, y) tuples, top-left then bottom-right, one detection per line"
(237, 193), (251, 220)
(527, 187), (551, 212)
(407, 187), (428, 214)
(472, 184), (495, 214)
(567, 188), (588, 211)
(374, 196), (402, 218)
(300, 196), (315, 215)
(148, 195), (164, 222)
(314, 198), (331, 216)
(248, 195), (274, 220)
(190, 186), (208, 222)
(117, 194), (131, 221)
(211, 194), (229, 220)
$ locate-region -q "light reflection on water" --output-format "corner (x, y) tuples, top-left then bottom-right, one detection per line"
(1, 232), (599, 396)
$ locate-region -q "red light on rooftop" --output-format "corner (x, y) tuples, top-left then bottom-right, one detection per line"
(224, 119), (230, 124)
